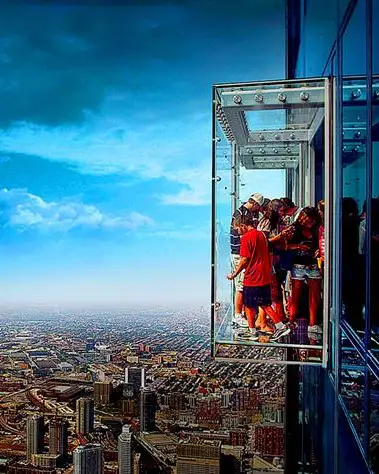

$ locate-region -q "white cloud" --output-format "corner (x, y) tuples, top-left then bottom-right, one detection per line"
(159, 165), (211, 206)
(0, 188), (153, 232)
(0, 98), (212, 206)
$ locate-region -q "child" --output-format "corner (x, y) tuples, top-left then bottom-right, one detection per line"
(227, 214), (291, 342)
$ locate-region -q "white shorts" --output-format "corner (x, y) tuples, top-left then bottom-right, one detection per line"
(291, 264), (322, 281)
(231, 254), (244, 292)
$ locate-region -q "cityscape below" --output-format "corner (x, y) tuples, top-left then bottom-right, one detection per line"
(0, 307), (285, 473)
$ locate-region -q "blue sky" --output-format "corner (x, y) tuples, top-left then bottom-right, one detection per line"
(0, 0), (285, 307)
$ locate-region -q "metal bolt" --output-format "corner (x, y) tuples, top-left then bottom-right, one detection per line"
(247, 148), (253, 154)
(260, 148), (265, 154)
(216, 176), (221, 182)
(278, 93), (286, 102)
(374, 90), (379, 99)
(300, 91), (309, 101)
(274, 134), (280, 140)
(351, 89), (361, 99)
(290, 133), (296, 140)
(354, 131), (361, 139)
(216, 137), (221, 142)
(259, 134), (265, 141)
(233, 95), (242, 104)
(272, 148), (278, 154)
(254, 93), (263, 103)
(286, 147), (291, 154)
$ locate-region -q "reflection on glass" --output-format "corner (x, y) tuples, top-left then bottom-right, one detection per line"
(340, 340), (366, 444)
(212, 79), (330, 364)
(370, 0), (379, 351)
(369, 373), (379, 472)
(340, 1), (367, 338)
(341, 69), (367, 333)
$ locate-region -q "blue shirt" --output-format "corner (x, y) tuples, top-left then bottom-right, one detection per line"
(230, 205), (259, 254)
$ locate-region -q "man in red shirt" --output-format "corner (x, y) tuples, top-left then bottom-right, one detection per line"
(227, 214), (291, 342)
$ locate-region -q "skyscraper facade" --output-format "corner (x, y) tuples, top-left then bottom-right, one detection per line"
(118, 424), (132, 474)
(139, 389), (157, 432)
(94, 381), (112, 405)
(284, 1), (379, 472)
(75, 398), (94, 435)
(49, 418), (68, 457)
(176, 439), (221, 474)
(73, 444), (103, 474)
(26, 415), (44, 462)
(125, 367), (145, 393)
(133, 452), (141, 474)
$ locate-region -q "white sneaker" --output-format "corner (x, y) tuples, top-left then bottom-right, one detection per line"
(308, 325), (322, 334)
(270, 325), (291, 341)
(236, 328), (259, 341)
(233, 315), (249, 328)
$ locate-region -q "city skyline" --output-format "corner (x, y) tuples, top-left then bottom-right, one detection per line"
(0, 0), (285, 306)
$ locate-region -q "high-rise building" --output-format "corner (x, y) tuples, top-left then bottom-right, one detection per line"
(49, 417), (68, 457)
(76, 398), (94, 435)
(26, 415), (44, 462)
(140, 389), (157, 432)
(176, 439), (221, 474)
(125, 367), (145, 393)
(73, 443), (103, 474)
(133, 453), (141, 474)
(94, 381), (112, 405)
(118, 424), (132, 474)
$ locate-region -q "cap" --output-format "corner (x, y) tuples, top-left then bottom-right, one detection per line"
(249, 193), (264, 206)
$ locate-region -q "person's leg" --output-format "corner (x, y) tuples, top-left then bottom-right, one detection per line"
(261, 305), (281, 324)
(245, 306), (257, 329)
(255, 307), (266, 328)
(290, 279), (303, 322)
(308, 278), (322, 327)
(270, 272), (285, 321)
(232, 254), (245, 319)
(235, 290), (243, 315)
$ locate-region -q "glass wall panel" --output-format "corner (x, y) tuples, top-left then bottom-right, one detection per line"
(213, 119), (233, 349)
(302, 0), (338, 77)
(341, 0), (367, 337)
(212, 78), (331, 365)
(340, 331), (367, 447)
(369, 371), (379, 472)
(370, 0), (379, 356)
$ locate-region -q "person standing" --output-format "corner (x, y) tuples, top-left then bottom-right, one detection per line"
(227, 214), (291, 342)
(230, 193), (265, 328)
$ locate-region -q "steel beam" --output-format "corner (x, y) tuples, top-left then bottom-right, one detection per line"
(221, 86), (325, 110)
(248, 129), (309, 143)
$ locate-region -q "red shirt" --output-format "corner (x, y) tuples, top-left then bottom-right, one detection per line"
(240, 229), (271, 287)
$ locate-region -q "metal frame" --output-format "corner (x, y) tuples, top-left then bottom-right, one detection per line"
(322, 77), (333, 369)
(211, 87), (217, 359)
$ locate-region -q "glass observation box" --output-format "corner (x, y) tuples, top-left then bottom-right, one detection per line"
(211, 78), (333, 366)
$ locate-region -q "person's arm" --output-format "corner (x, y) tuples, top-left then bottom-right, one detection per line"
(227, 233), (252, 280)
(227, 257), (249, 280)
(269, 225), (295, 248)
